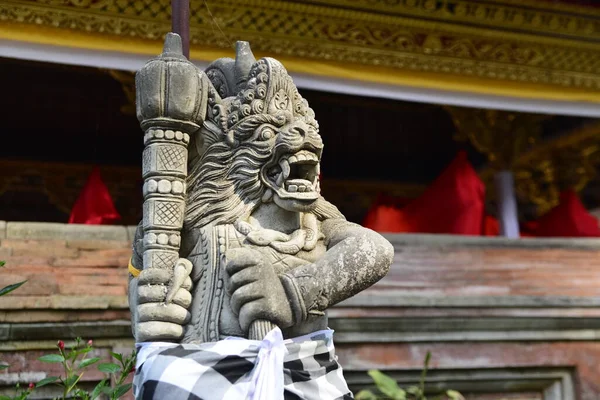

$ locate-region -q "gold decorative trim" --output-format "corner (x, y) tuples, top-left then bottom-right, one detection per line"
(448, 107), (549, 169)
(478, 122), (600, 215)
(1, 0), (600, 97)
(314, 0), (600, 41)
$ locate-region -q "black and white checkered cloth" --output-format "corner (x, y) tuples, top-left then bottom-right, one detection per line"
(133, 328), (353, 400)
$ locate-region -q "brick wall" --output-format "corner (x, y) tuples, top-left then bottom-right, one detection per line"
(0, 222), (134, 399)
(2, 223), (600, 399)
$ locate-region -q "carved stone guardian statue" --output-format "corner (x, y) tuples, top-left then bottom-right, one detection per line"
(128, 33), (394, 400)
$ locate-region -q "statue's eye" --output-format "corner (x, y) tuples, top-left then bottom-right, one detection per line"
(260, 128), (275, 141)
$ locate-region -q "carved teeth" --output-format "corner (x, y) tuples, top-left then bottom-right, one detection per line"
(285, 150), (319, 165)
(285, 179), (315, 193)
(276, 173), (284, 186)
(280, 159), (290, 180)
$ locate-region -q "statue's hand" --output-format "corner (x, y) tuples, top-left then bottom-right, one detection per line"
(225, 248), (294, 333)
(135, 258), (193, 342)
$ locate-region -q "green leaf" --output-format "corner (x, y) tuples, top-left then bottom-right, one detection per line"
(91, 379), (108, 400)
(368, 370), (406, 400)
(0, 260), (5, 267)
(38, 354), (65, 363)
(406, 386), (421, 394)
(0, 395), (12, 400)
(0, 281), (27, 297)
(73, 388), (91, 400)
(36, 376), (59, 387)
(64, 374), (81, 389)
(78, 357), (101, 369)
(74, 347), (93, 357)
(112, 383), (133, 398)
(0, 364), (8, 370)
(98, 362), (120, 374)
(355, 389), (379, 400)
(110, 352), (123, 363)
(445, 390), (464, 400)
(101, 386), (114, 395)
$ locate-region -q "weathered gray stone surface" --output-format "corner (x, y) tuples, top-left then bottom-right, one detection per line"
(130, 34), (394, 343)
(0, 221), (6, 239)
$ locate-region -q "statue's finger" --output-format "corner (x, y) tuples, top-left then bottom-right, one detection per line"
(138, 303), (190, 325)
(225, 248), (263, 275)
(136, 321), (183, 342)
(166, 262), (190, 303)
(175, 258), (193, 275)
(227, 267), (258, 295)
(138, 285), (191, 308)
(138, 269), (172, 285)
(238, 301), (264, 333)
(181, 276), (192, 291)
(230, 282), (262, 315)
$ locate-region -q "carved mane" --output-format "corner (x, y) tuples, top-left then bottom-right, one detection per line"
(184, 115), (286, 229)
(183, 56), (344, 230)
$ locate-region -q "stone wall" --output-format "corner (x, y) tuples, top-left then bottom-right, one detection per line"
(2, 222), (600, 399)
(0, 222), (134, 399)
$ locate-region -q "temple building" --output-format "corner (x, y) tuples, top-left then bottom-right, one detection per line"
(1, 0), (600, 399)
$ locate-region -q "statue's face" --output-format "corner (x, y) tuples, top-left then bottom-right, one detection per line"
(260, 118), (323, 212)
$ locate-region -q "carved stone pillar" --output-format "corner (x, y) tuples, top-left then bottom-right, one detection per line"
(134, 33), (208, 340)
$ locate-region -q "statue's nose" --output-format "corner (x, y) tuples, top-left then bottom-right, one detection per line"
(289, 125), (306, 139)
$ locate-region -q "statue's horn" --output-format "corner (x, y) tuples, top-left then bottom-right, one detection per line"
(234, 41), (256, 91)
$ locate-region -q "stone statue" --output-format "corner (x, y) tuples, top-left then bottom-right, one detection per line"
(128, 33), (393, 399)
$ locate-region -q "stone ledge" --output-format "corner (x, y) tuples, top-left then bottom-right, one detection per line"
(339, 294), (600, 308)
(4, 222), (137, 242)
(384, 233), (600, 249)
(2, 221), (599, 248)
(0, 321), (132, 341)
(0, 295), (129, 310)
(344, 368), (574, 400)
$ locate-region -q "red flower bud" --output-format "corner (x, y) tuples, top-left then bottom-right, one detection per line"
(28, 382), (34, 390)
(87, 340), (93, 347)
(130, 365), (136, 373)
(57, 340), (65, 351)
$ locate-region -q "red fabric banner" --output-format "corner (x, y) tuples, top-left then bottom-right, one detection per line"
(68, 167), (121, 225)
(524, 190), (600, 237)
(363, 151), (486, 235)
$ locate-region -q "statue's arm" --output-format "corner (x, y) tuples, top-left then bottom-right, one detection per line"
(280, 219), (394, 323)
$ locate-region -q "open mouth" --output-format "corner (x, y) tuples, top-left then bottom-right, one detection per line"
(264, 149), (320, 200)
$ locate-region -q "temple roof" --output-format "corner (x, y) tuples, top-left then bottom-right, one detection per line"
(1, 0), (599, 107)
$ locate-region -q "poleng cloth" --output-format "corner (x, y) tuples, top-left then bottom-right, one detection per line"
(133, 328), (353, 400)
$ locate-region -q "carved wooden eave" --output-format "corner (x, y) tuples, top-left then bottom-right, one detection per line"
(1, 0), (600, 110)
(478, 121), (600, 216)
